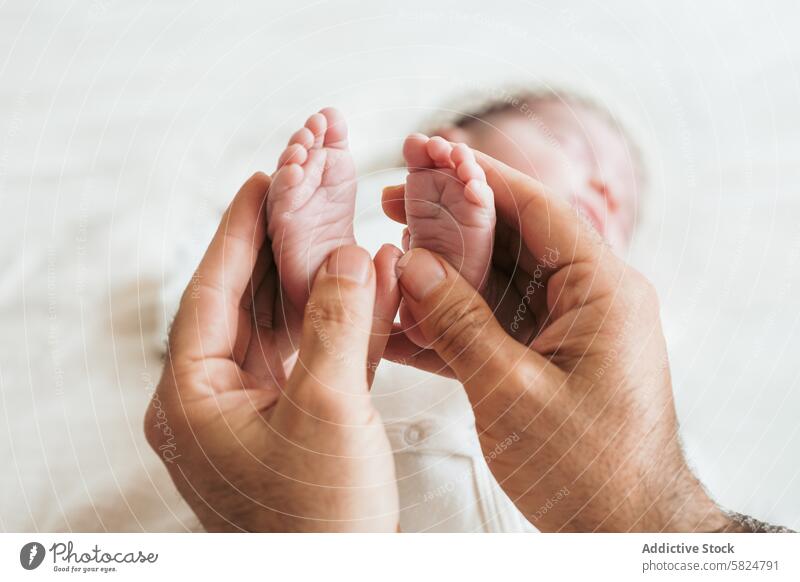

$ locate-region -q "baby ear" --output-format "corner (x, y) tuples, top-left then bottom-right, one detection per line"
(431, 126), (470, 145)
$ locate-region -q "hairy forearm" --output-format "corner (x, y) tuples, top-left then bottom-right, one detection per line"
(715, 512), (795, 533)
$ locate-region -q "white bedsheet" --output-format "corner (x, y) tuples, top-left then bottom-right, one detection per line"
(1, 0), (798, 531)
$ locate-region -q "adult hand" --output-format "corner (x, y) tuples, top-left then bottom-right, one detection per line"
(145, 173), (400, 532)
(382, 153), (731, 532)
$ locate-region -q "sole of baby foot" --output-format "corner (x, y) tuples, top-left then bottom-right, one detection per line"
(399, 135), (496, 347)
(268, 107), (357, 308)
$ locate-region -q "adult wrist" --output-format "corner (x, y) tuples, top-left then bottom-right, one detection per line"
(575, 463), (730, 532)
(636, 465), (730, 532)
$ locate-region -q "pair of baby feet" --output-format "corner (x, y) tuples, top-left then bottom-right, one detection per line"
(268, 107), (495, 346)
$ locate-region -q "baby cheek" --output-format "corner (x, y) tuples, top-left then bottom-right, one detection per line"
(533, 152), (586, 203)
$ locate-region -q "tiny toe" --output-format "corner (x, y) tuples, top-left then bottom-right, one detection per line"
(464, 179), (493, 208)
(277, 143), (307, 168)
(304, 112), (327, 147)
(272, 163), (304, 192)
(426, 136), (453, 167)
(288, 127), (314, 149)
(451, 143), (475, 165)
(456, 160), (486, 183)
(319, 107), (348, 148)
(403, 133), (434, 171)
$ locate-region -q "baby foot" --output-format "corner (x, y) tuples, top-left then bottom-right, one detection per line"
(268, 108), (357, 310)
(400, 134), (496, 345)
(402, 134), (495, 290)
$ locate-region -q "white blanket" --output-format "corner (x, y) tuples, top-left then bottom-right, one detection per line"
(1, 0), (798, 531)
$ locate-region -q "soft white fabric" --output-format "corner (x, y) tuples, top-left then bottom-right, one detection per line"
(1, 0), (798, 531)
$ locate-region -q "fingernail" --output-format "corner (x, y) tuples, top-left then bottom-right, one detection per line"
(327, 245), (371, 285)
(395, 249), (446, 301)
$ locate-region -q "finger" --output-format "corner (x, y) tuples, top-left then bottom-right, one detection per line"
(381, 184), (407, 224)
(367, 244), (402, 385)
(288, 245), (376, 394)
(384, 327), (455, 379)
(401, 228), (410, 252)
(233, 244), (274, 366)
(472, 150), (603, 269)
(398, 300), (429, 348)
(242, 258), (290, 387)
(395, 248), (542, 398)
(170, 172), (271, 368)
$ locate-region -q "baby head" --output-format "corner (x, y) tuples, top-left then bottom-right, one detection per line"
(432, 90), (644, 251)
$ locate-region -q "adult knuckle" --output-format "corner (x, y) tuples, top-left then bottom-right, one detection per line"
(306, 294), (366, 331)
(431, 295), (488, 357)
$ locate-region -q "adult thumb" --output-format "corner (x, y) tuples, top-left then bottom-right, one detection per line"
(289, 245), (375, 394)
(395, 249), (535, 392)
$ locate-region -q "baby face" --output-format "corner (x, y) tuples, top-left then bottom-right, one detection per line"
(443, 101), (638, 251)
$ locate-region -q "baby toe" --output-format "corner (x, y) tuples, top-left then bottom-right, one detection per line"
(456, 160), (485, 184)
(403, 133), (435, 171)
(272, 163), (304, 193)
(426, 136), (454, 168)
(319, 107), (348, 148)
(288, 127), (314, 149)
(278, 143), (308, 168)
(304, 112), (328, 147)
(464, 179), (493, 208)
(451, 143), (475, 165)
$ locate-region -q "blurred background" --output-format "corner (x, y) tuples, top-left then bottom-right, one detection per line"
(1, 0), (798, 531)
